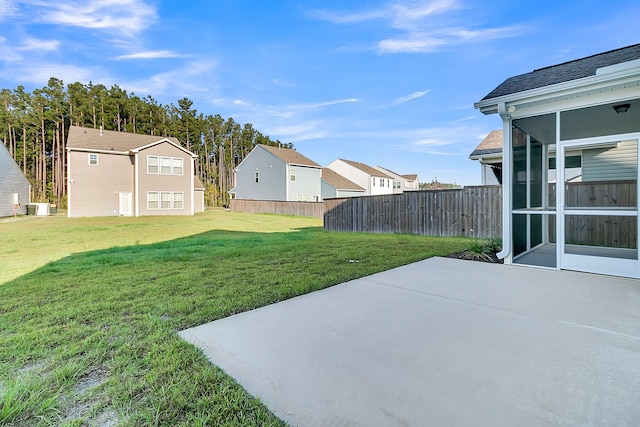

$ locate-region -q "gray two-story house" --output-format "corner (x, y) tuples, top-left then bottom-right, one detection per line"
(0, 143), (31, 217)
(230, 144), (322, 202)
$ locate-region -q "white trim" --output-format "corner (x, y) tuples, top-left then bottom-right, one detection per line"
(67, 149), (72, 218)
(66, 147), (129, 155)
(497, 103), (512, 262)
(130, 138), (197, 158)
(558, 132), (640, 277)
(191, 158), (195, 215)
(134, 152), (139, 217)
(475, 64), (640, 113)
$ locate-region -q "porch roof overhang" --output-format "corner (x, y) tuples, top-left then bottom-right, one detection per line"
(474, 60), (640, 119)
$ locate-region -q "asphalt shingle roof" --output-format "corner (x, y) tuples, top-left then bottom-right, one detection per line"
(481, 44), (640, 101)
(259, 144), (321, 167)
(339, 159), (393, 178)
(470, 130), (503, 158)
(66, 125), (182, 151)
(321, 168), (365, 191)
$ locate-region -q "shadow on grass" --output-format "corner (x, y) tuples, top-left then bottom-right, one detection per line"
(0, 226), (467, 426)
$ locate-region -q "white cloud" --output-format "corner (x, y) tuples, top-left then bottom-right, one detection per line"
(114, 50), (182, 60)
(0, 0), (16, 19)
(30, 0), (157, 36)
(1, 61), (96, 85)
(122, 60), (217, 96)
(392, 89), (430, 105)
(18, 38), (60, 51)
(309, 8), (386, 24)
(313, 0), (522, 54)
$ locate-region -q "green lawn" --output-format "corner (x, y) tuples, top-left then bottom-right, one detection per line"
(0, 211), (469, 426)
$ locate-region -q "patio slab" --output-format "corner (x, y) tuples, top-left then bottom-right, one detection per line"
(179, 257), (640, 426)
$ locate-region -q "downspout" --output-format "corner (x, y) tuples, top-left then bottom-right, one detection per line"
(191, 156), (195, 215)
(134, 152), (139, 217)
(66, 149), (71, 218)
(497, 102), (512, 262)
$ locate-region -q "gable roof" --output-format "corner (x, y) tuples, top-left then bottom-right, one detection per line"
(481, 44), (640, 101)
(66, 125), (189, 155)
(0, 142), (30, 187)
(321, 168), (365, 191)
(402, 174), (418, 181)
(339, 159), (393, 178)
(259, 144), (321, 168)
(194, 175), (205, 190)
(470, 130), (503, 159)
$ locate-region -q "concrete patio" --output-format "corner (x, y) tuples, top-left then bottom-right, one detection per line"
(179, 257), (640, 426)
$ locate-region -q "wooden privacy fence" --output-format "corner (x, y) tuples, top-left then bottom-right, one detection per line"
(230, 199), (324, 218)
(549, 181), (637, 248)
(323, 186), (502, 238)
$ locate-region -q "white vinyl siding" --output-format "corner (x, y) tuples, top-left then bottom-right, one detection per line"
(148, 156), (159, 174)
(147, 192), (159, 209)
(582, 140), (637, 182)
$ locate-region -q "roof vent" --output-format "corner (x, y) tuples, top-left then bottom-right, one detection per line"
(100, 126), (103, 136)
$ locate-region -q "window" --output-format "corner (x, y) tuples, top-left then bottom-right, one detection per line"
(173, 192), (183, 209)
(149, 155), (184, 175)
(290, 169), (296, 181)
(255, 171), (260, 183)
(172, 158), (184, 175)
(380, 178), (384, 187)
(148, 156), (159, 174)
(147, 192), (159, 209)
(88, 153), (99, 165)
(373, 178), (376, 186)
(160, 192), (171, 209)
(148, 191), (183, 209)
(160, 157), (171, 174)
(387, 180), (390, 187)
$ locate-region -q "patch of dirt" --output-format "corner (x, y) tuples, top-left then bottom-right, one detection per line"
(74, 366), (109, 396)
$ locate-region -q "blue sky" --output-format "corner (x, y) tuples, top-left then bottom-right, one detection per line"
(1, 1), (639, 185)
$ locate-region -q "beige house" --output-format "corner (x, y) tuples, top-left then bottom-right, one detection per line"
(66, 126), (203, 218)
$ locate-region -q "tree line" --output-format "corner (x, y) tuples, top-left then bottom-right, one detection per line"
(0, 77), (291, 208)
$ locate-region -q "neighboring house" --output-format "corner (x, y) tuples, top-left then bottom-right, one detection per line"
(326, 159), (394, 196)
(0, 143), (30, 217)
(469, 130), (504, 185)
(374, 166), (420, 193)
(230, 144), (322, 202)
(321, 168), (365, 199)
(470, 130), (582, 185)
(66, 125), (199, 217)
(401, 174), (420, 191)
(474, 43), (640, 278)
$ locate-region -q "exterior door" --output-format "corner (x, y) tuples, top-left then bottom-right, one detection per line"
(558, 134), (640, 278)
(119, 192), (133, 216)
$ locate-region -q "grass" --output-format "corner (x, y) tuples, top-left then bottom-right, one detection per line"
(0, 211), (469, 426)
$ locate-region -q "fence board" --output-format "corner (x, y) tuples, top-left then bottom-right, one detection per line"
(323, 186), (503, 238)
(231, 199), (324, 218)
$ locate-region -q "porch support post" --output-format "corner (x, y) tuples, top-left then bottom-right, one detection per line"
(497, 102), (512, 263)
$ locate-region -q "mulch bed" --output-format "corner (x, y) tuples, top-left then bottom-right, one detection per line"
(447, 250), (504, 264)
